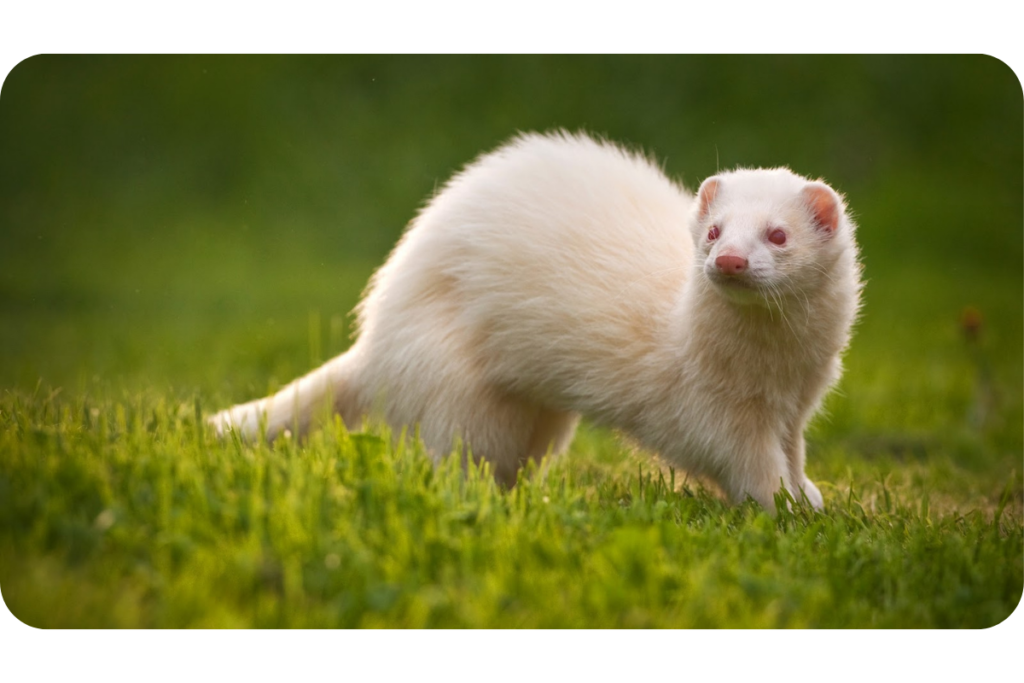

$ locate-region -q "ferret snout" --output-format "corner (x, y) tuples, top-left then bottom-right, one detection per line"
(715, 254), (748, 275)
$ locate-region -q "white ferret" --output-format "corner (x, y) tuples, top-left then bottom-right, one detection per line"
(211, 131), (862, 510)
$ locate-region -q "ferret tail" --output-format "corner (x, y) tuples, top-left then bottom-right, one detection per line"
(208, 347), (365, 442)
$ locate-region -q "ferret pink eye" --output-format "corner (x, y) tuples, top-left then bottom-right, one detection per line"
(707, 226), (720, 241)
(768, 229), (787, 246)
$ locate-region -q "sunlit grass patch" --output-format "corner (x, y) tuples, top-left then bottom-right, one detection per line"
(1, 389), (1019, 628)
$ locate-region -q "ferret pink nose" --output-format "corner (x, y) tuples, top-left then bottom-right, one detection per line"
(715, 254), (748, 274)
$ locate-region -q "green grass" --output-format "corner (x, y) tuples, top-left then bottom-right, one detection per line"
(1, 55), (1022, 628)
(2, 398), (1019, 628)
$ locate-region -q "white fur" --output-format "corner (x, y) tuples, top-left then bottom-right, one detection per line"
(210, 131), (862, 510)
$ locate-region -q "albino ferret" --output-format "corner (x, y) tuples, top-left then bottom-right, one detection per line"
(210, 132), (862, 510)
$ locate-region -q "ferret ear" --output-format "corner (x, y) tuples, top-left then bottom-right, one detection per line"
(801, 182), (841, 234)
(697, 177), (720, 219)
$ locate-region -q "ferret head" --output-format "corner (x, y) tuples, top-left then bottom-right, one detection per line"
(691, 168), (851, 306)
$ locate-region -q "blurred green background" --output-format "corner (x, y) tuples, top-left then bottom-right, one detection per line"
(1, 55), (1021, 472)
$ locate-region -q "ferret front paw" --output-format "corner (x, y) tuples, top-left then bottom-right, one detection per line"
(798, 478), (824, 509)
